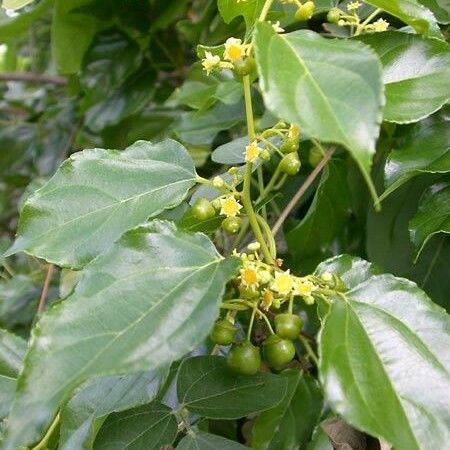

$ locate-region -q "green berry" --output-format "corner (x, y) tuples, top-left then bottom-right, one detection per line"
(222, 216), (242, 234)
(280, 137), (299, 154)
(192, 197), (216, 221)
(275, 314), (303, 340)
(210, 319), (237, 345)
(227, 342), (261, 375)
(308, 146), (323, 168)
(279, 153), (301, 176)
(327, 7), (341, 24)
(295, 1), (315, 21)
(233, 56), (256, 77)
(263, 334), (296, 369)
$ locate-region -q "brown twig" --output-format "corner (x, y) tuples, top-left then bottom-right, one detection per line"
(271, 146), (336, 236)
(0, 72), (67, 85)
(37, 264), (55, 314)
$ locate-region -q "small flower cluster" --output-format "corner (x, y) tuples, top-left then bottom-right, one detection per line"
(233, 250), (319, 308)
(201, 37), (250, 75)
(327, 1), (389, 34)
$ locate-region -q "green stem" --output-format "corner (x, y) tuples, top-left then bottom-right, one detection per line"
(298, 334), (319, 367)
(242, 75), (273, 264)
(255, 214), (276, 260)
(259, 310), (275, 334)
(288, 295), (294, 314)
(256, 166), (267, 219)
(258, 0), (275, 21)
(257, 165), (281, 202)
(247, 307), (257, 341)
(31, 413), (60, 450)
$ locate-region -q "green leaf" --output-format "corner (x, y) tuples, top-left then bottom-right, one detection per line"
(305, 425), (333, 450)
(367, 174), (450, 310)
(93, 402), (177, 450)
(51, 0), (104, 74)
(382, 110), (450, 198)
(252, 371), (323, 450)
(173, 102), (246, 145)
(365, 0), (442, 37)
(59, 369), (168, 450)
(0, 274), (52, 330)
(357, 31), (450, 124)
(409, 181), (450, 258)
(418, 0), (450, 23)
(218, 0), (265, 27)
(2, 221), (239, 450)
(315, 255), (381, 291)
(177, 431), (249, 450)
(287, 160), (351, 265)
(212, 137), (249, 165)
(255, 23), (382, 204)
(6, 139), (197, 268)
(0, 329), (26, 418)
(85, 69), (156, 132)
(2, 0), (33, 9)
(177, 356), (288, 419)
(80, 31), (143, 112)
(318, 255), (450, 450)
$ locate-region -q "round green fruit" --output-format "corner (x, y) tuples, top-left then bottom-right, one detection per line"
(263, 334), (296, 369)
(222, 216), (242, 234)
(308, 145), (323, 168)
(274, 314), (303, 340)
(210, 319), (237, 345)
(295, 1), (315, 21)
(279, 153), (301, 176)
(227, 342), (261, 375)
(192, 197), (216, 221)
(327, 7), (341, 24)
(280, 137), (299, 154)
(233, 56), (256, 77)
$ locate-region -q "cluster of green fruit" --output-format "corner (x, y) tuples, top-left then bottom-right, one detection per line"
(191, 197), (243, 233)
(210, 313), (303, 375)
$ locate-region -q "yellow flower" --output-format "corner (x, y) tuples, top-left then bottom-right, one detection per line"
(271, 270), (294, 296)
(240, 263), (259, 288)
(244, 141), (260, 163)
(220, 196), (243, 217)
(294, 279), (316, 297)
(372, 18), (389, 32)
(224, 37), (245, 63)
(201, 51), (220, 75)
(347, 1), (361, 11)
(288, 124), (300, 139)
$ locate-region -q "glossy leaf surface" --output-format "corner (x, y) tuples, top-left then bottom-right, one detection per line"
(255, 23), (383, 199)
(60, 369), (168, 450)
(6, 139), (197, 268)
(383, 110), (450, 197)
(366, 0), (442, 37)
(358, 31), (450, 123)
(409, 181), (450, 257)
(93, 402), (177, 450)
(177, 431), (249, 450)
(0, 329), (26, 418)
(2, 222), (239, 450)
(287, 160), (351, 265)
(177, 356), (288, 419)
(319, 255), (450, 450)
(218, 0), (265, 27)
(252, 371), (322, 450)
